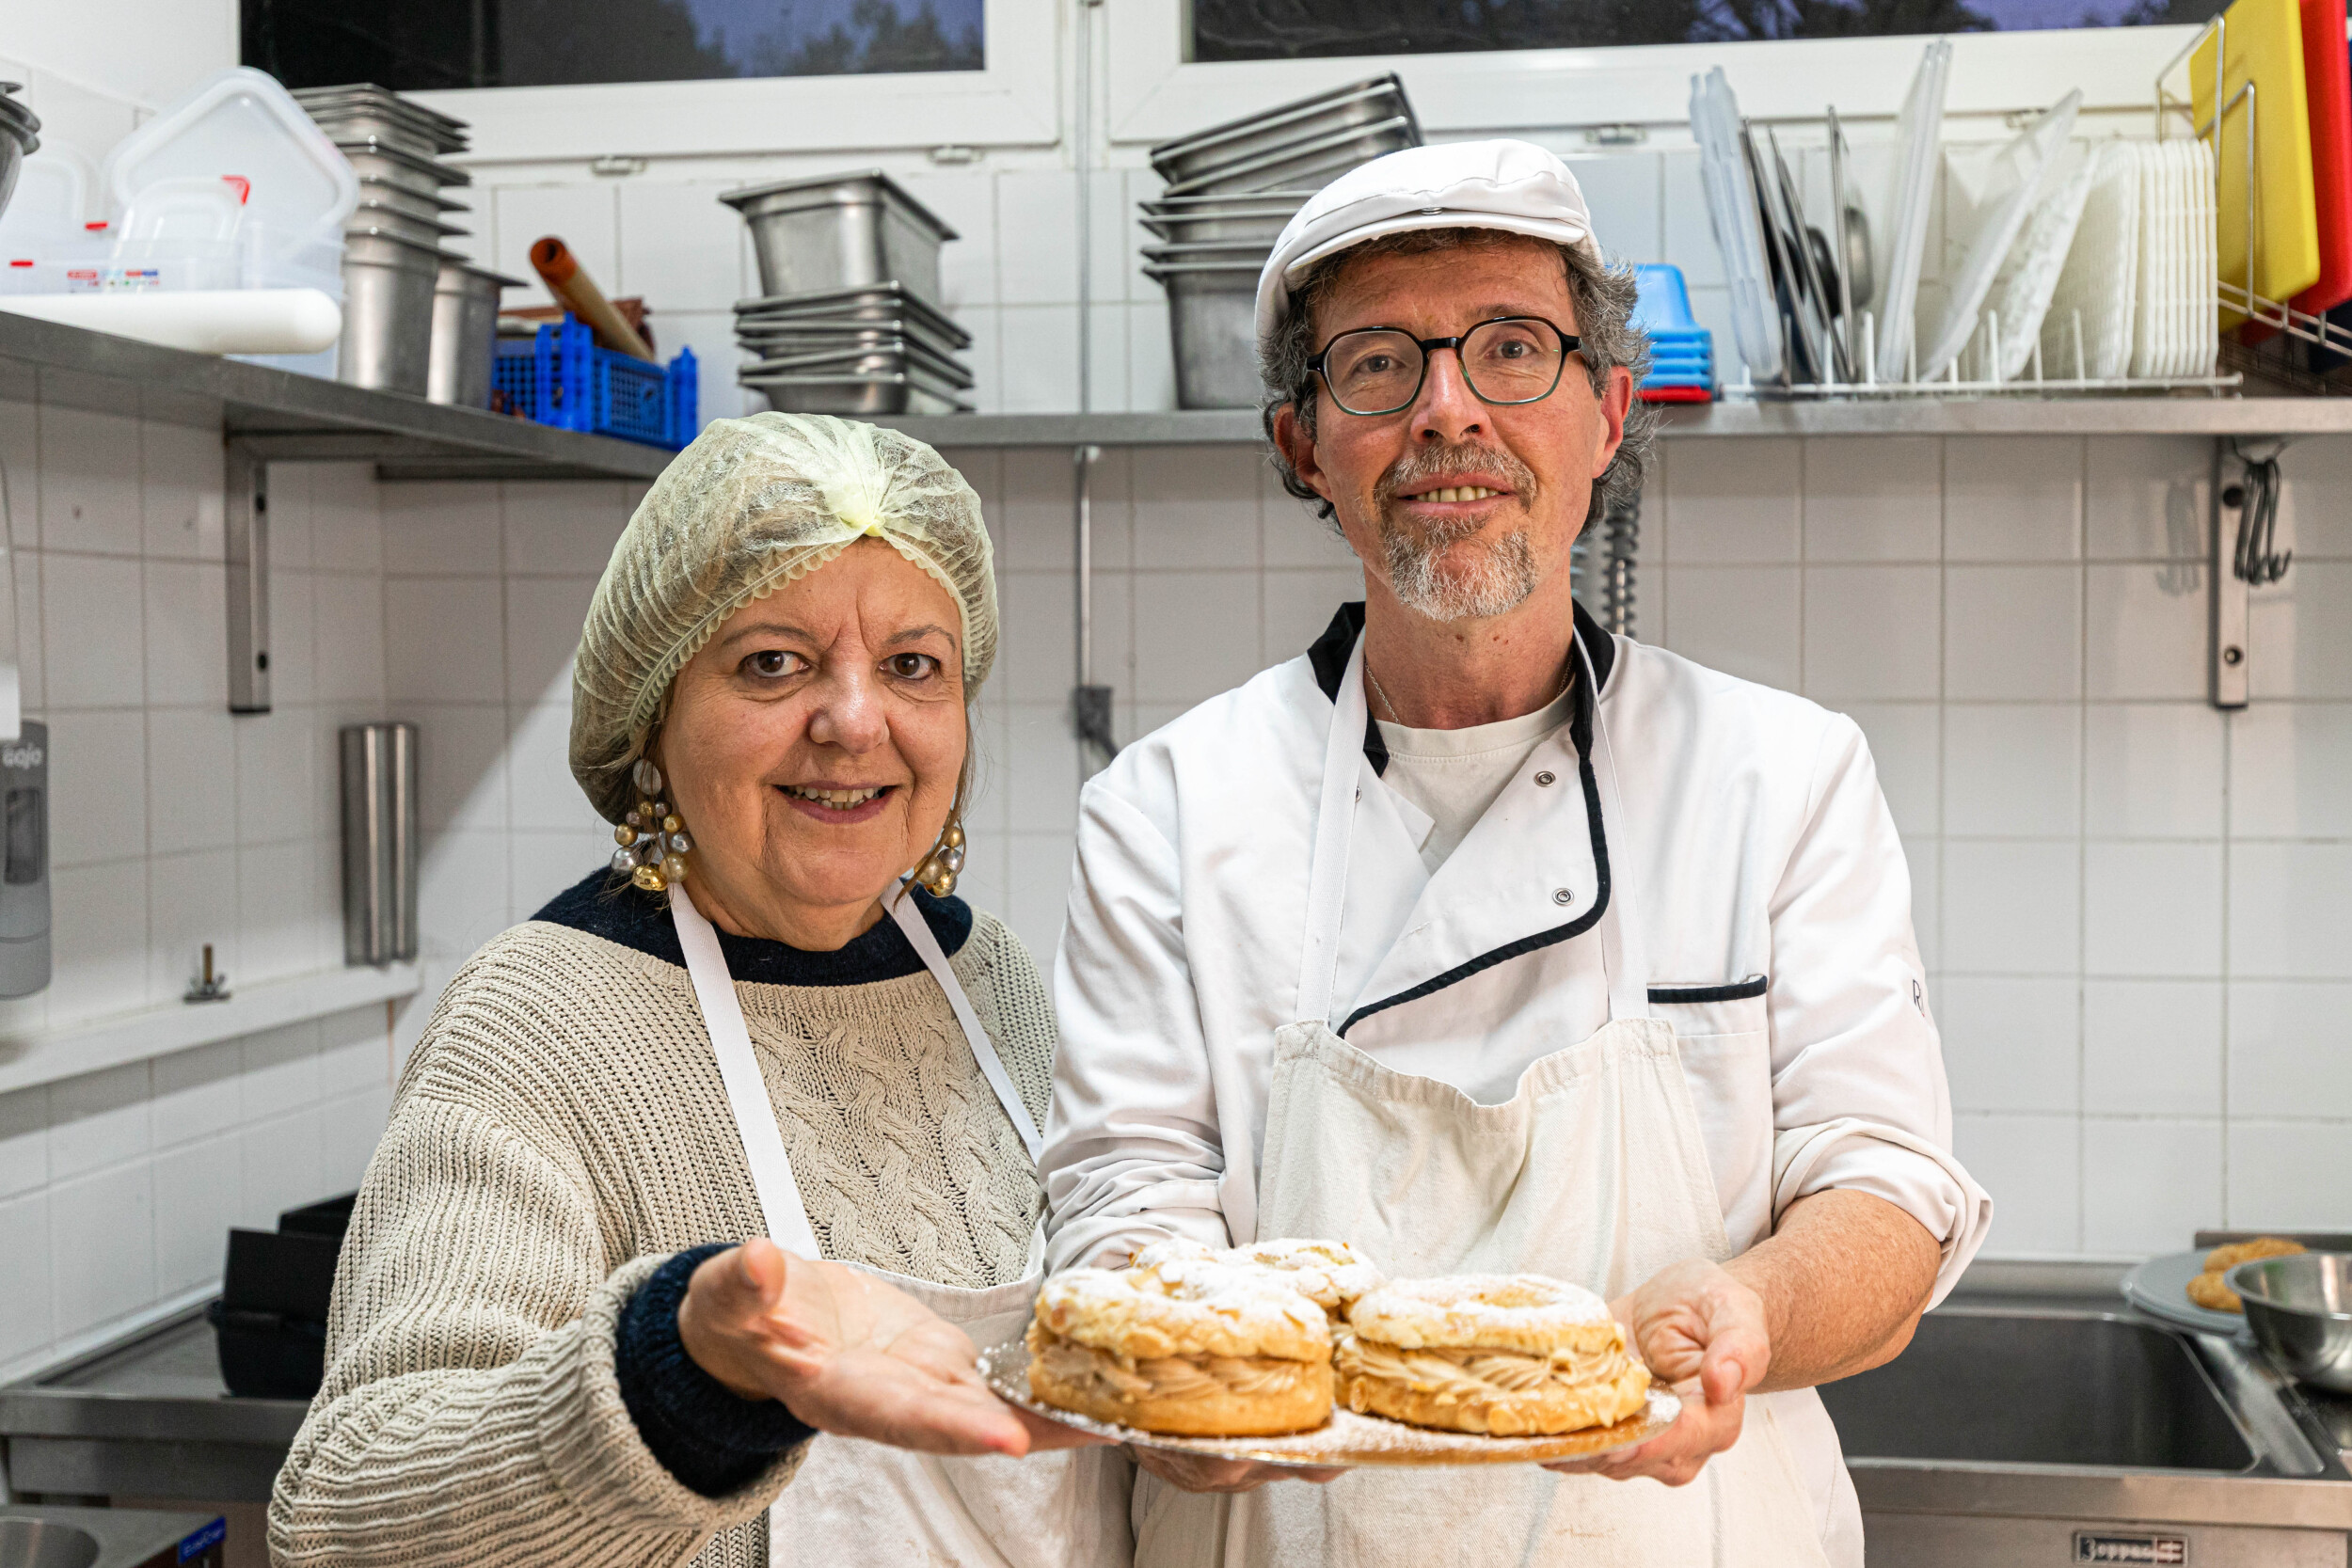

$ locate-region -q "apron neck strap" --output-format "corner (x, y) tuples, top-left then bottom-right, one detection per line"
(1295, 631), (1369, 1026)
(886, 885), (1045, 1161)
(675, 881), (1047, 1261)
(672, 882), (822, 1255)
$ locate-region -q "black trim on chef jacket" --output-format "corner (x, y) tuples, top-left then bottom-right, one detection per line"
(1306, 601), (1619, 780)
(1647, 974), (1770, 1005)
(1309, 601), (1622, 1038)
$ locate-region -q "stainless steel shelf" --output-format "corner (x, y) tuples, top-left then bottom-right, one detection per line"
(877, 396), (2352, 449)
(887, 410), (1265, 448)
(0, 310), (673, 481)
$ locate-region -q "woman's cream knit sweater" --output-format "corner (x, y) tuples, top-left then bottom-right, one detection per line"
(267, 896), (1056, 1568)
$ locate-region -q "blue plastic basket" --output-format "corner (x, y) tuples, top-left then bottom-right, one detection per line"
(493, 314), (698, 449)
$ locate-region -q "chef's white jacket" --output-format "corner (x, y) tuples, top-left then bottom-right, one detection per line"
(1042, 604), (1992, 1296)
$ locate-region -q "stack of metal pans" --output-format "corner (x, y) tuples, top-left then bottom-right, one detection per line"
(294, 85), (485, 396)
(721, 171), (974, 415)
(734, 282), (976, 416)
(294, 85), (473, 255)
(1139, 76), (1418, 407)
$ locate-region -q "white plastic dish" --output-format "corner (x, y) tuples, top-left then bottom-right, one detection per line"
(1920, 88), (2081, 381)
(2042, 140), (2141, 381)
(101, 66), (357, 261)
(1688, 67), (1783, 383)
(1981, 138), (2096, 379)
(1875, 39), (1953, 384)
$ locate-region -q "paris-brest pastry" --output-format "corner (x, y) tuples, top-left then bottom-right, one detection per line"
(1027, 1250), (1337, 1435)
(1335, 1274), (1652, 1436)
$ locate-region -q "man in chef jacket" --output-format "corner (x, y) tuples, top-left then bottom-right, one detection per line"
(1040, 139), (1992, 1568)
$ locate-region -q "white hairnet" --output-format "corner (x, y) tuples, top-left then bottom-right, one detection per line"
(570, 412), (997, 823)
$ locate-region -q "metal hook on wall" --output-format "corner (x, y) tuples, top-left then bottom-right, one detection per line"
(2209, 436), (2296, 710)
(2224, 436), (2293, 587)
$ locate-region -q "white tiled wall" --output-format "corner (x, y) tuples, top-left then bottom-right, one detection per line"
(949, 431), (2352, 1260)
(0, 380), (644, 1380)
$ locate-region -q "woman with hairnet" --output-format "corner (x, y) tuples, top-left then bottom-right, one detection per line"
(268, 414), (1129, 1568)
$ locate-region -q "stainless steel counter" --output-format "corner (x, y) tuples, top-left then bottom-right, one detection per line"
(1829, 1259), (2352, 1566)
(0, 1307), (304, 1503)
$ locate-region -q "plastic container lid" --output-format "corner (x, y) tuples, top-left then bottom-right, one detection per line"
(101, 66), (358, 261)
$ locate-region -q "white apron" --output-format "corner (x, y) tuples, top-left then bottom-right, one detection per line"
(671, 884), (1132, 1568)
(1132, 634), (1835, 1568)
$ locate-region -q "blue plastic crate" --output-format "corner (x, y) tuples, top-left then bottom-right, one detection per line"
(493, 314), (698, 450)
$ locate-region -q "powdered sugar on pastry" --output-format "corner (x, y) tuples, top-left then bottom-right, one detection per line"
(1034, 1262), (1332, 1362)
(1131, 1235), (1386, 1315)
(1350, 1273), (1619, 1356)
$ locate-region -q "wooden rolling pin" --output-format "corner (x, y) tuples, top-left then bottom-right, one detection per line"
(528, 236), (655, 361)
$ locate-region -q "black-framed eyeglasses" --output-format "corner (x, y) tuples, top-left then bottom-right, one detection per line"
(1310, 316), (1581, 417)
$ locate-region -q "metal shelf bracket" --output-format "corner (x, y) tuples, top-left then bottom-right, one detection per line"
(2209, 436), (2295, 710)
(226, 438), (270, 715)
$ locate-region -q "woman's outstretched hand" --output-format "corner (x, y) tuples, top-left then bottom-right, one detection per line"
(677, 1238), (1104, 1457)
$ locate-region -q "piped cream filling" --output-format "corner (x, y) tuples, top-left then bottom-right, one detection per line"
(1336, 1335), (1644, 1405)
(1033, 1330), (1320, 1404)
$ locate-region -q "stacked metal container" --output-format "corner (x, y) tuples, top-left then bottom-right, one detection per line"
(0, 83), (40, 216)
(1141, 75), (1419, 408)
(722, 170), (974, 415)
(294, 85), (513, 402)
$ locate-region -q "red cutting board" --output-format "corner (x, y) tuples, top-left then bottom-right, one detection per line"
(2292, 0), (2352, 317)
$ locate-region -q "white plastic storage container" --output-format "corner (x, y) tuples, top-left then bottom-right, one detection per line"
(101, 67), (357, 263)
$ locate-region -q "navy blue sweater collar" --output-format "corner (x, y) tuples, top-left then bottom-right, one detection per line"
(532, 869), (973, 987)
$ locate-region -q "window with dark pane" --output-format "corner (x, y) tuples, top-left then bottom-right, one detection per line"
(1189, 0), (2225, 60)
(243, 0), (984, 89)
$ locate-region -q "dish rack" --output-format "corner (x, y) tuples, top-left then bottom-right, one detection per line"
(1708, 25), (2352, 401)
(492, 312), (697, 449)
(2157, 12), (2352, 391)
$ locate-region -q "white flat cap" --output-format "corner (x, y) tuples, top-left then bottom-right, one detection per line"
(1254, 138), (1598, 353)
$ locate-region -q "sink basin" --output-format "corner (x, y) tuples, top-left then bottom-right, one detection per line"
(1819, 1308), (2255, 1470)
(0, 1510), (220, 1568)
(0, 1520), (98, 1568)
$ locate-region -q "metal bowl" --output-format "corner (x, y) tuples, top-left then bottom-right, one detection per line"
(2229, 1253), (2352, 1392)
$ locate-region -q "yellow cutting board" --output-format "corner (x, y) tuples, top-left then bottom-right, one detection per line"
(2195, 0), (2323, 326)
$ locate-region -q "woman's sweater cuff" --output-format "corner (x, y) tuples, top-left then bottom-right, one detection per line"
(615, 1244), (817, 1497)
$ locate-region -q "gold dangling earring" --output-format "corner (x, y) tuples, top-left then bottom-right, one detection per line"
(912, 812), (965, 898)
(612, 756), (691, 893)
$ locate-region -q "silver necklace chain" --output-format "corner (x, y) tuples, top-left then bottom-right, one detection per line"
(1365, 652), (1574, 727)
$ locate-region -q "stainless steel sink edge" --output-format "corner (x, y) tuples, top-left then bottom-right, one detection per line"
(2186, 1327), (2332, 1477)
(1850, 1458), (2352, 1530)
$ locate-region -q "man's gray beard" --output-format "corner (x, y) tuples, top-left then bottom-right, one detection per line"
(1377, 510), (1540, 622)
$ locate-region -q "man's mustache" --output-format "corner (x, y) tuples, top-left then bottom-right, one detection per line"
(1373, 441), (1540, 513)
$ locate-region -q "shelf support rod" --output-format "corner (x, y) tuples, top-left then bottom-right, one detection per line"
(226, 438), (270, 716)
(1071, 442), (1116, 765)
